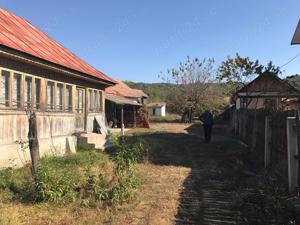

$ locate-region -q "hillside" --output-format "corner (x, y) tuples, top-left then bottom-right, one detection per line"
(125, 81), (230, 115)
(125, 81), (176, 102)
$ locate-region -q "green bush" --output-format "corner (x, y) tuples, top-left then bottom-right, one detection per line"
(0, 166), (32, 192)
(34, 156), (80, 203)
(110, 174), (139, 205)
(113, 137), (145, 174)
(0, 168), (15, 190)
(79, 164), (110, 207)
(0, 141), (144, 207)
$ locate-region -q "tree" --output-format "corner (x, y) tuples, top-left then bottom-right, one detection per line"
(217, 53), (281, 94)
(28, 111), (40, 174)
(160, 57), (216, 114)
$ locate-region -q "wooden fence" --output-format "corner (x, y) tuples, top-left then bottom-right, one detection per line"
(229, 109), (299, 192)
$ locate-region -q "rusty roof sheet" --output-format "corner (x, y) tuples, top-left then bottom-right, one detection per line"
(0, 8), (115, 83)
(105, 80), (148, 98)
(105, 93), (141, 106)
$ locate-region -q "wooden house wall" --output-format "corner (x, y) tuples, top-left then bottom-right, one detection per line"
(0, 55), (106, 167)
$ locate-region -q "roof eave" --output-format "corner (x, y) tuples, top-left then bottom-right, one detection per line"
(0, 45), (116, 86)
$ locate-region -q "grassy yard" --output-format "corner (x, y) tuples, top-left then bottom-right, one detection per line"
(0, 127), (191, 225)
(149, 113), (181, 123)
(0, 123), (297, 225)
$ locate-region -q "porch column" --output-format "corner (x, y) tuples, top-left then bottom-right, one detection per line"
(121, 104), (124, 137)
(133, 106), (136, 128)
(84, 87), (88, 132)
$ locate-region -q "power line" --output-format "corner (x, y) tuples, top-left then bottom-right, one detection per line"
(280, 51), (300, 68)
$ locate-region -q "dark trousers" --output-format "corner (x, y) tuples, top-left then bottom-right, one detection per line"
(203, 125), (212, 143)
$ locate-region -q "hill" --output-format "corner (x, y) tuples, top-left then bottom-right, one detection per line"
(125, 81), (176, 102)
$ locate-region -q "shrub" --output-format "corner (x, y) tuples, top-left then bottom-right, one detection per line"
(109, 173), (139, 205)
(113, 137), (145, 175)
(0, 168), (15, 190)
(34, 156), (80, 203)
(0, 166), (32, 193)
(79, 165), (110, 207)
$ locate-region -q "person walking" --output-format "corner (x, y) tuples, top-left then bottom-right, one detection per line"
(199, 110), (214, 143)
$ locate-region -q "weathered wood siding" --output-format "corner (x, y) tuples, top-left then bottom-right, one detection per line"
(0, 55), (107, 167)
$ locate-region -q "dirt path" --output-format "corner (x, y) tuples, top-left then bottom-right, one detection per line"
(116, 123), (246, 225)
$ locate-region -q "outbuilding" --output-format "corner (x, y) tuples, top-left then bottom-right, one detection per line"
(147, 102), (166, 117)
(105, 80), (149, 129)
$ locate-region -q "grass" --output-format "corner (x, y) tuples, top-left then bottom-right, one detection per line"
(0, 126), (193, 225)
(1, 123), (293, 224)
(149, 113), (181, 123)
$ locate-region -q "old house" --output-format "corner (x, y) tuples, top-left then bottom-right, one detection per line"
(235, 73), (300, 110)
(105, 80), (149, 128)
(147, 102), (166, 117)
(0, 8), (116, 166)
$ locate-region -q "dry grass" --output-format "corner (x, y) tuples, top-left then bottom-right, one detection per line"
(149, 114), (181, 123)
(111, 164), (190, 225)
(0, 124), (194, 225)
(0, 165), (190, 225)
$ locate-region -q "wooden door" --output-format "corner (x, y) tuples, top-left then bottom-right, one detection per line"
(75, 88), (85, 131)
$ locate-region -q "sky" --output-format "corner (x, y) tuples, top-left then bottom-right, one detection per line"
(0, 0), (299, 83)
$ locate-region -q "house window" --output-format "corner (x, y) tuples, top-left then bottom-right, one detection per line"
(89, 89), (94, 112)
(0, 70), (10, 107)
(152, 108), (156, 115)
(47, 81), (55, 111)
(56, 83), (63, 111)
(66, 85), (72, 112)
(35, 78), (41, 110)
(76, 88), (84, 113)
(94, 90), (99, 111)
(24, 76), (32, 109)
(98, 91), (103, 112)
(12, 73), (21, 108)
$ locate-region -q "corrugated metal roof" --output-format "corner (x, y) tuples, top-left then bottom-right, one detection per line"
(105, 93), (141, 106)
(0, 8), (115, 84)
(105, 80), (148, 98)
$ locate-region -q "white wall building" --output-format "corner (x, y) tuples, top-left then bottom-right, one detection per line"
(147, 102), (166, 117)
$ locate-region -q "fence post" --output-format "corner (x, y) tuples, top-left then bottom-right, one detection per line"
(234, 110), (238, 135)
(242, 111), (247, 141)
(287, 117), (299, 193)
(264, 116), (271, 168)
(238, 110), (242, 138)
(251, 113), (257, 151)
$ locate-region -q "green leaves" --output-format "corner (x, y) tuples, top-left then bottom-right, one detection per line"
(217, 53), (281, 85)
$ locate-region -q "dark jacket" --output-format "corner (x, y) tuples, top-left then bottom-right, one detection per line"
(199, 111), (213, 126)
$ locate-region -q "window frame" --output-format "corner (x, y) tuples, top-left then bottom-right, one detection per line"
(0, 69), (11, 108)
(88, 88), (103, 113)
(11, 72), (22, 109)
(65, 84), (73, 112)
(56, 82), (64, 112)
(0, 67), (104, 114)
(46, 80), (55, 112)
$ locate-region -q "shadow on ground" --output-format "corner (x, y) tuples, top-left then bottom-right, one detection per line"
(125, 123), (245, 224)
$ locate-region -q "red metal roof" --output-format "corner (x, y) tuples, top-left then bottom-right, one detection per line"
(105, 80), (148, 98)
(0, 8), (115, 83)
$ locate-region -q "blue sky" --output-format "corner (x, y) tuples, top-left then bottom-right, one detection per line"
(0, 0), (300, 82)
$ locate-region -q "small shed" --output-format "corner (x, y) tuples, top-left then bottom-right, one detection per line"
(147, 102), (166, 117)
(105, 81), (149, 128)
